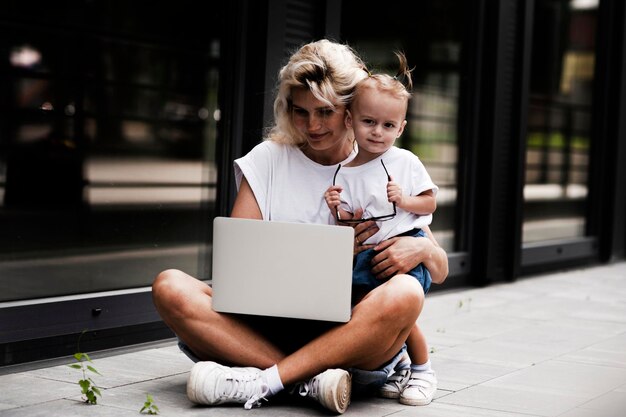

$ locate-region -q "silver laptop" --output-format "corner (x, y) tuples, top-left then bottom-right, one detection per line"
(211, 217), (354, 322)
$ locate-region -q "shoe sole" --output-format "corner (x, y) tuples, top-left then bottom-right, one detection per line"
(378, 389), (401, 399)
(318, 369), (352, 414)
(399, 395), (433, 406)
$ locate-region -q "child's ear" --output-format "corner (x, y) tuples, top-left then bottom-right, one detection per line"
(345, 109), (353, 128)
(397, 120), (407, 138)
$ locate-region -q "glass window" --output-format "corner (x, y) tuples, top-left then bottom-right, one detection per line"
(523, 0), (598, 243)
(0, 2), (222, 301)
(341, 0), (472, 252)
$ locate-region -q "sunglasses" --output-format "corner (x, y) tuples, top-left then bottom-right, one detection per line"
(331, 159), (397, 224)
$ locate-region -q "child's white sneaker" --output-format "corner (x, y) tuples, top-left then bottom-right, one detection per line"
(378, 367), (411, 399)
(398, 369), (437, 406)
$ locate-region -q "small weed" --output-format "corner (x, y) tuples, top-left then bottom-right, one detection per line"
(68, 331), (102, 404)
(140, 393), (160, 415)
(68, 351), (102, 404)
(457, 297), (473, 312)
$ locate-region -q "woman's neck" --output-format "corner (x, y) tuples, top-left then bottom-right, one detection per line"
(301, 140), (354, 165)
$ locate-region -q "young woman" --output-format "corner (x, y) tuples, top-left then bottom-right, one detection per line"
(152, 39), (448, 413)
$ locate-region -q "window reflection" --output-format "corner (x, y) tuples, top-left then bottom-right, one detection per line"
(0, 2), (222, 301)
(341, 0), (470, 252)
(523, 0), (597, 243)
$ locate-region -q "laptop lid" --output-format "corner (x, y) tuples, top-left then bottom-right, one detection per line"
(211, 217), (354, 322)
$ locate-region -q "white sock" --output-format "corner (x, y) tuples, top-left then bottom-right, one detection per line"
(410, 360), (431, 373)
(261, 364), (284, 396)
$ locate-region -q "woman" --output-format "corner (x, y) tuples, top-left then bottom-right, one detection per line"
(152, 39), (448, 413)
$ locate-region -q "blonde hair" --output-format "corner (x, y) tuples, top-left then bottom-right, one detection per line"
(268, 39), (368, 145)
(354, 51), (413, 112)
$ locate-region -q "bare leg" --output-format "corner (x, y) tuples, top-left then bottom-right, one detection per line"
(406, 323), (429, 365)
(152, 269), (285, 368)
(276, 274), (424, 385)
(153, 270), (424, 386)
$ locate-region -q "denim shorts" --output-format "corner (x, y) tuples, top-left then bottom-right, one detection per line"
(352, 228), (432, 294)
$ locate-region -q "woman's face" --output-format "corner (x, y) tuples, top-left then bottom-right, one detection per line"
(290, 88), (350, 155)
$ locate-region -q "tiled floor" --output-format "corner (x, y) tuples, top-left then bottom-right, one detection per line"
(1, 261), (625, 416)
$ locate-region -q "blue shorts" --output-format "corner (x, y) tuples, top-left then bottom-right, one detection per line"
(352, 228), (432, 294)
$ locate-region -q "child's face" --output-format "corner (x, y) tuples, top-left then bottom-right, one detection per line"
(346, 87), (407, 157)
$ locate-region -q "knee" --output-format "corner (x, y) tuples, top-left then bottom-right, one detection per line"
(379, 275), (424, 322)
(152, 269), (189, 311)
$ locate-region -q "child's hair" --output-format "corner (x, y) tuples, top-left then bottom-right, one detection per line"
(269, 39), (369, 145)
(354, 52), (413, 110)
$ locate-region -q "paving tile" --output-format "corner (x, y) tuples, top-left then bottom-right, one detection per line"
(432, 338), (561, 368)
(27, 347), (191, 389)
(27, 359), (160, 389)
(421, 310), (538, 343)
(0, 399), (144, 417)
(430, 357), (517, 392)
(557, 408), (614, 417)
(487, 318), (626, 353)
(574, 389), (626, 416)
(559, 331), (626, 368)
(481, 360), (626, 399)
(390, 401), (535, 416)
(438, 385), (580, 416)
(0, 373), (77, 408)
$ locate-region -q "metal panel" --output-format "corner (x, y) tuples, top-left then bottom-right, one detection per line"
(522, 237), (598, 267)
(472, 0), (533, 284)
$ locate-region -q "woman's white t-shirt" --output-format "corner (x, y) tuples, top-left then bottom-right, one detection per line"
(234, 140), (356, 225)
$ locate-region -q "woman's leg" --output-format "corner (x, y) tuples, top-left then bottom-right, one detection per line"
(152, 269), (285, 369)
(276, 274), (424, 385)
(154, 269), (424, 385)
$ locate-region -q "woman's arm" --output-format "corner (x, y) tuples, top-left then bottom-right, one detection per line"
(369, 225), (448, 284)
(230, 176), (263, 219)
(417, 225), (449, 284)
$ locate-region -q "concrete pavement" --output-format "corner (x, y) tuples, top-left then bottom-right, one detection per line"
(1, 261), (625, 416)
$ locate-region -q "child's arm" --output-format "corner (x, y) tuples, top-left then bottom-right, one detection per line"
(324, 185), (354, 222)
(387, 178), (436, 215)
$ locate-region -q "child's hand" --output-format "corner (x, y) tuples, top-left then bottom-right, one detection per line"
(387, 178), (404, 206)
(324, 185), (343, 211)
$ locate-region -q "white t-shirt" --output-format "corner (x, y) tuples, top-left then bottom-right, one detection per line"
(234, 140), (356, 224)
(334, 146), (438, 245)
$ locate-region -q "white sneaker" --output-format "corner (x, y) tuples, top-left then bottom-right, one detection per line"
(292, 369), (351, 414)
(186, 361), (269, 409)
(399, 369), (437, 406)
(378, 367), (411, 399)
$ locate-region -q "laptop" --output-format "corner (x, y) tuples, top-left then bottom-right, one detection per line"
(211, 217), (354, 322)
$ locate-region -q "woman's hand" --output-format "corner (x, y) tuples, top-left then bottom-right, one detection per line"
(370, 226), (448, 283)
(351, 209), (378, 255)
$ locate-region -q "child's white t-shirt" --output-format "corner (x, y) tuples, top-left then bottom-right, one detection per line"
(335, 146), (438, 245)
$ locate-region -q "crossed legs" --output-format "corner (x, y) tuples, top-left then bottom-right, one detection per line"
(152, 269), (424, 386)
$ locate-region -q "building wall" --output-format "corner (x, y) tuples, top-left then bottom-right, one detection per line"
(1, 0), (624, 365)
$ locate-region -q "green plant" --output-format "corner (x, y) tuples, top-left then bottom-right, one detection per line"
(140, 394), (160, 415)
(457, 297), (473, 312)
(68, 331), (102, 404)
(69, 351), (102, 404)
